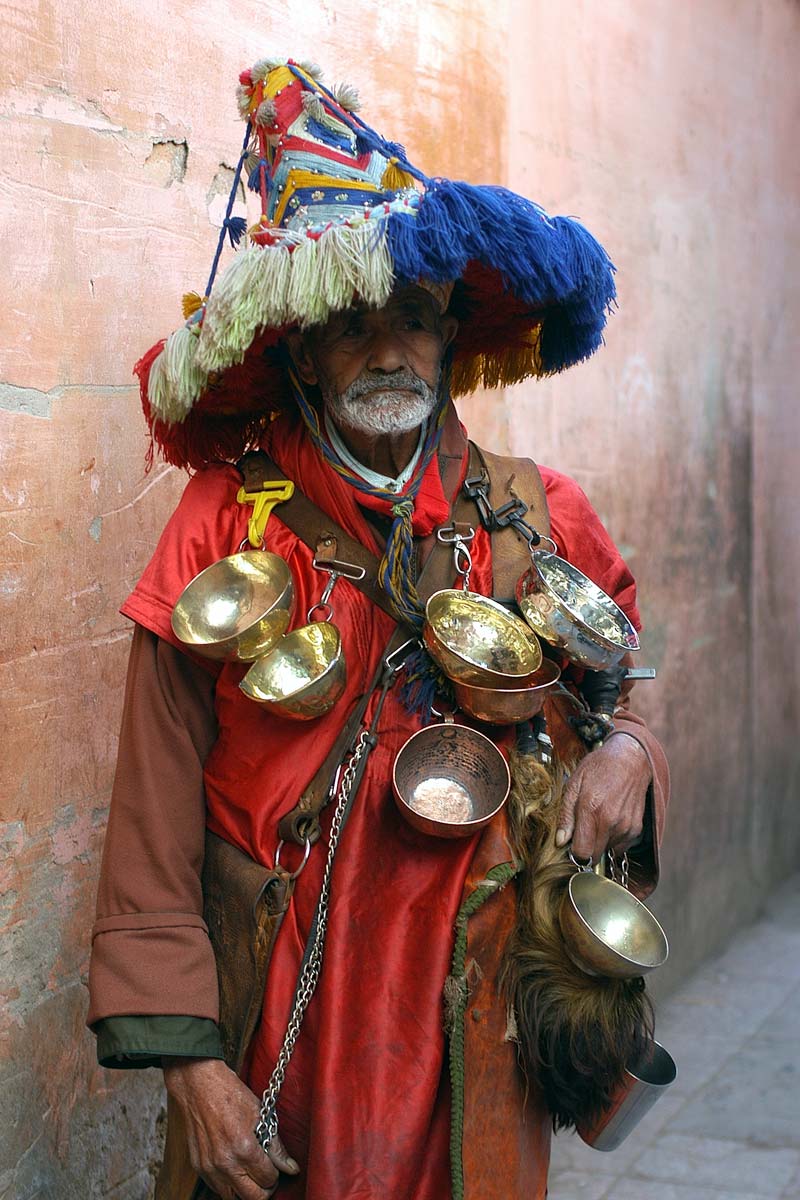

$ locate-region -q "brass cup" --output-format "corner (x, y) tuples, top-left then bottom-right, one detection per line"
(171, 551), (294, 662)
(453, 658), (561, 724)
(423, 589), (543, 687)
(239, 621), (346, 720)
(392, 721), (511, 839)
(559, 870), (669, 979)
(517, 551), (640, 671)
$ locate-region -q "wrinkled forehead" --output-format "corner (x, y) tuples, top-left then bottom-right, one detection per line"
(350, 283), (444, 320)
(303, 284), (446, 343)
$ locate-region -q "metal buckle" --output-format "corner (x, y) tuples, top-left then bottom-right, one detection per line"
(311, 557), (367, 582)
(384, 637), (421, 673)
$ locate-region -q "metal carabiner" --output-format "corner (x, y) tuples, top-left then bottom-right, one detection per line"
(308, 558), (367, 623)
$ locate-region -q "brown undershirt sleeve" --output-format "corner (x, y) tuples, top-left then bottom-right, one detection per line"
(87, 625), (220, 1031)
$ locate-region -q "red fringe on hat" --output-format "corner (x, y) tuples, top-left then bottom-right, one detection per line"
(134, 331), (293, 471)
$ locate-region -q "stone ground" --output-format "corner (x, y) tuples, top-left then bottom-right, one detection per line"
(548, 873), (800, 1200)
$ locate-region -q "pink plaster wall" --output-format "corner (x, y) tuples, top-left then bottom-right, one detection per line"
(1, 1), (798, 1194)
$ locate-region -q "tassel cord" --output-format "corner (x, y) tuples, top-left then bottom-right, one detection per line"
(204, 124), (253, 300)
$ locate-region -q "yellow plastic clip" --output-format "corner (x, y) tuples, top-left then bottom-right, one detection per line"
(236, 479), (295, 548)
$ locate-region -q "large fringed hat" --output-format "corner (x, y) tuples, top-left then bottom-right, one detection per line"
(137, 57), (616, 469)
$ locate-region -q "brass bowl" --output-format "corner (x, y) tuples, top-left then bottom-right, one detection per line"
(392, 721), (511, 839)
(423, 589), (543, 687)
(453, 658), (561, 724)
(239, 621), (346, 720)
(171, 551), (294, 662)
(517, 551), (639, 670)
(559, 871), (669, 979)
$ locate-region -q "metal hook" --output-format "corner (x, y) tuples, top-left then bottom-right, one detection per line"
(308, 558), (367, 623)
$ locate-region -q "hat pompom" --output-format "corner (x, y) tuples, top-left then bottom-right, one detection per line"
(333, 82), (361, 112)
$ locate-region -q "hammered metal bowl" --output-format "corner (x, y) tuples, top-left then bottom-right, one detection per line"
(559, 871), (669, 979)
(392, 721), (511, 838)
(239, 621), (346, 720)
(453, 658), (561, 724)
(423, 589), (543, 687)
(171, 551), (294, 662)
(517, 551), (640, 670)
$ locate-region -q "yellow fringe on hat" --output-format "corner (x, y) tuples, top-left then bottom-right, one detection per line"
(450, 326), (545, 396)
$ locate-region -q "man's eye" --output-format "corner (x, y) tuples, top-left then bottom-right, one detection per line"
(342, 321), (364, 338)
(402, 317), (424, 331)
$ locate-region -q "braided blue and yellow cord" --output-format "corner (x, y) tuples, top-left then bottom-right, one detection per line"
(288, 364), (449, 630)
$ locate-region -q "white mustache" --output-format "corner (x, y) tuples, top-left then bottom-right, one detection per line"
(341, 371), (428, 401)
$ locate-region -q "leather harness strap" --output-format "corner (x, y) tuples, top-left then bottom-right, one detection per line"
(472, 444), (551, 602)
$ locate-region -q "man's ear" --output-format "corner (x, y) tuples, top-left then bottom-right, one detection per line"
(440, 313), (458, 353)
(283, 329), (318, 385)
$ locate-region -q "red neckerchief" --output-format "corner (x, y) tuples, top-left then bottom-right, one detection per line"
(263, 406), (464, 546)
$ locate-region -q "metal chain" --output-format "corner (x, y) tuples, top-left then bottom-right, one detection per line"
(607, 847), (630, 891)
(254, 728), (371, 1152)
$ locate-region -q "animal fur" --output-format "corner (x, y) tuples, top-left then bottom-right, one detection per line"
(501, 750), (654, 1131)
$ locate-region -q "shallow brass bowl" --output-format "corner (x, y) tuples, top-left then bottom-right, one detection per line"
(392, 721), (511, 839)
(517, 551), (639, 670)
(453, 658), (561, 724)
(171, 551), (294, 662)
(239, 622), (346, 720)
(559, 871), (669, 979)
(423, 589), (543, 687)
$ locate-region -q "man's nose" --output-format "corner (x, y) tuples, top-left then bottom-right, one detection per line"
(366, 330), (407, 374)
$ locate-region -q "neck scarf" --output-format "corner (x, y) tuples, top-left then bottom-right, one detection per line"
(288, 363), (451, 630)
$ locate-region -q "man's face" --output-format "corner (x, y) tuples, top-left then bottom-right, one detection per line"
(289, 286), (458, 438)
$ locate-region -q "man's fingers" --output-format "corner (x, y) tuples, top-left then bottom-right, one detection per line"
(266, 1134), (300, 1176)
(204, 1164), (272, 1200)
(570, 804), (600, 861)
(555, 774), (581, 848)
(199, 1136), (281, 1198)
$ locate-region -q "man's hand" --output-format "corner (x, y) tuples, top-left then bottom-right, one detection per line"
(555, 733), (652, 863)
(162, 1057), (300, 1200)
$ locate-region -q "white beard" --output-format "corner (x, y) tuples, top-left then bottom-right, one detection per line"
(322, 370), (439, 436)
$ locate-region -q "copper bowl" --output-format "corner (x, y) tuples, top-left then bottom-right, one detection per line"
(453, 658), (561, 724)
(392, 721), (511, 839)
(171, 551), (294, 662)
(423, 589), (542, 687)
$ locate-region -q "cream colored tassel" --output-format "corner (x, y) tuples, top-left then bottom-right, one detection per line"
(149, 326), (207, 423)
(286, 237), (327, 327)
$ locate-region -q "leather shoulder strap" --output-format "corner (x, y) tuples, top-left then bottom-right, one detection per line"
(239, 448), (472, 845)
(471, 443), (550, 602)
(238, 450), (395, 620)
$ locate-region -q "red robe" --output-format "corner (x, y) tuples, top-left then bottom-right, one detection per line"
(104, 411), (662, 1200)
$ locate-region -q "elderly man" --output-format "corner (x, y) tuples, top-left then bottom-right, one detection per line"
(89, 57), (668, 1200)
